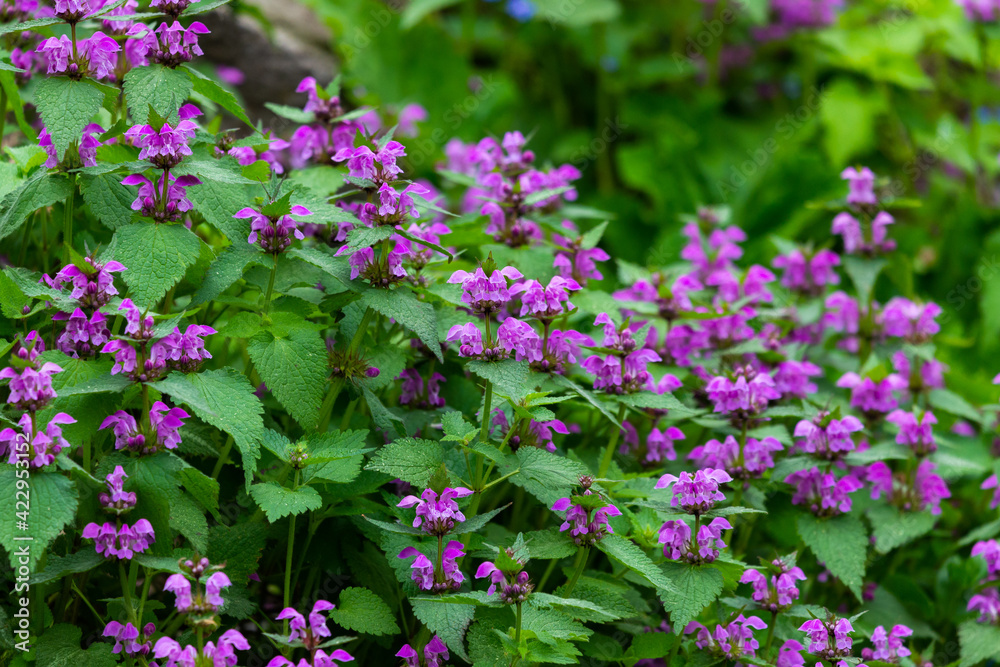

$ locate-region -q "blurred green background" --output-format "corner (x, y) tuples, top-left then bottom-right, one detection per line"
(222, 0), (1000, 391)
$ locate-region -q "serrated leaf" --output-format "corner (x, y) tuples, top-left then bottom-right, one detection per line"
(328, 587), (400, 636)
(247, 329), (328, 430)
(123, 64), (193, 124)
(36, 624), (117, 667)
(366, 438), (444, 487)
(34, 77), (104, 161)
(842, 256), (886, 305)
(501, 447), (588, 506)
(0, 470), (78, 570)
(958, 619), (1000, 667)
(191, 245), (269, 305)
(411, 597), (475, 662)
(111, 222), (201, 308)
(596, 535), (677, 594)
(249, 482), (322, 521)
(264, 103), (315, 124)
(617, 391), (692, 413)
(529, 593), (622, 622)
(29, 549), (103, 585)
(360, 288), (443, 362)
(866, 505), (936, 555)
(185, 65), (254, 127)
(0, 172), (74, 241)
(80, 172), (136, 230)
(468, 360), (532, 398)
(797, 513), (867, 600)
(150, 369), (264, 491)
(658, 562), (725, 631)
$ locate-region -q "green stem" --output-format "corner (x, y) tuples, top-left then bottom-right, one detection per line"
(119, 561), (137, 625)
(597, 403), (627, 478)
(283, 469), (301, 634)
(71, 581), (104, 625)
(263, 257), (278, 316)
(317, 378), (345, 433)
(480, 417), (518, 484)
(211, 435), (234, 480)
(0, 85), (7, 145)
(764, 610), (778, 657)
(349, 307), (375, 354)
(562, 548), (589, 597)
(137, 567), (152, 624)
(667, 631), (682, 666)
(514, 601), (523, 645)
(480, 380), (493, 447)
(62, 174), (76, 264)
(17, 210), (34, 266)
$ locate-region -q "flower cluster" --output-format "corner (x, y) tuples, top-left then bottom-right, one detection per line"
(267, 600), (353, 664)
(740, 558), (807, 612)
(397, 486), (473, 535)
(82, 468), (155, 562)
(396, 636), (449, 667)
(398, 541), (466, 593)
(475, 547), (534, 604)
(656, 468), (732, 514)
(659, 516), (733, 564)
(164, 559), (232, 617)
(685, 615), (768, 663)
(689, 434), (783, 479)
(785, 467), (863, 516)
(551, 490), (622, 547)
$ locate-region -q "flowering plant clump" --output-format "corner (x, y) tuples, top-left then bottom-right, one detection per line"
(1, 1), (999, 666)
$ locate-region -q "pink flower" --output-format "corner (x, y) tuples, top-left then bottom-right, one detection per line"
(785, 467), (862, 516)
(655, 468), (732, 514)
(397, 487), (473, 535)
(842, 166), (876, 205)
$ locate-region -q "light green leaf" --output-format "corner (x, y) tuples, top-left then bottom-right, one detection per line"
(328, 587), (401, 636)
(150, 369), (265, 491)
(400, 0), (461, 29)
(596, 535), (677, 594)
(191, 245), (269, 305)
(842, 256), (886, 305)
(34, 77), (104, 161)
(411, 597), (475, 662)
(360, 288), (443, 362)
(247, 329), (328, 430)
(958, 619), (1000, 667)
(797, 513), (867, 600)
(80, 173), (136, 230)
(123, 64), (193, 124)
(468, 360), (532, 398)
(36, 624), (117, 667)
(501, 447), (588, 506)
(365, 438), (444, 487)
(658, 562), (725, 631)
(0, 470), (78, 571)
(111, 223), (201, 308)
(0, 172), (74, 241)
(249, 482), (322, 522)
(867, 505), (936, 555)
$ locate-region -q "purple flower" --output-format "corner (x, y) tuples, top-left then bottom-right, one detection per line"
(396, 636), (448, 667)
(0, 412), (75, 468)
(773, 360), (822, 398)
(799, 617), (858, 661)
(46, 257), (126, 309)
(155, 630), (251, 667)
(969, 588), (1000, 624)
(510, 276), (581, 319)
(892, 351), (945, 395)
(100, 402), (188, 454)
(740, 560), (807, 611)
(83, 519), (155, 560)
(777, 640), (806, 667)
(397, 487), (473, 536)
(163, 574), (193, 611)
(842, 166), (876, 205)
(375, 182), (430, 222)
(885, 409), (937, 456)
(447, 265), (523, 314)
(836, 372), (905, 413)
(149, 0), (197, 16)
(972, 540), (1000, 581)
(645, 425), (685, 464)
(705, 367), (781, 416)
(135, 20), (210, 67)
(446, 322), (485, 357)
(55, 308), (110, 358)
(398, 541), (465, 593)
(655, 468), (732, 514)
(689, 435), (783, 479)
(275, 599), (336, 647)
(103, 621), (152, 656)
(122, 172), (201, 222)
(333, 141), (406, 183)
(125, 118), (199, 169)
(497, 317), (542, 362)
(773, 248), (840, 294)
(80, 31), (119, 79)
(983, 474), (1000, 510)
(862, 625), (912, 662)
(551, 493), (622, 546)
(785, 467), (862, 516)
(0, 361), (62, 411)
(958, 0), (1000, 20)
(793, 413), (864, 459)
(36, 35), (75, 76)
(40, 123), (103, 168)
(492, 410), (569, 453)
(101, 339), (139, 378)
(99, 465), (137, 513)
(832, 210), (895, 255)
(155, 325), (215, 372)
(883, 297), (941, 342)
(237, 204), (312, 253)
(399, 369), (446, 408)
(685, 614), (767, 660)
(474, 561), (533, 603)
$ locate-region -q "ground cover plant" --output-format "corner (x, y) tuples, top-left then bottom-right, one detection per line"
(2, 1), (1000, 666)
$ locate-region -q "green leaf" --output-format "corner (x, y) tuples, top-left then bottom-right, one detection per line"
(617, 391), (693, 413)
(328, 587), (401, 636)
(111, 223), (201, 308)
(411, 597), (475, 662)
(360, 288), (443, 362)
(191, 245), (269, 305)
(123, 65), (193, 124)
(529, 592), (622, 622)
(658, 562), (725, 631)
(34, 77), (105, 161)
(346, 224), (396, 251)
(80, 173), (137, 229)
(501, 447), (588, 506)
(264, 102), (315, 124)
(29, 549), (103, 585)
(185, 65), (254, 127)
(468, 360), (532, 398)
(797, 513), (867, 600)
(596, 535), (677, 594)
(842, 256), (886, 306)
(362, 384), (404, 435)
(366, 438), (444, 487)
(247, 329), (328, 430)
(249, 482), (322, 522)
(454, 504), (510, 535)
(551, 374), (621, 428)
(928, 389), (983, 424)
(958, 619), (1000, 667)
(866, 505), (936, 555)
(0, 172), (74, 241)
(150, 369), (265, 491)
(400, 0), (461, 29)
(36, 624), (117, 667)
(0, 470), (78, 571)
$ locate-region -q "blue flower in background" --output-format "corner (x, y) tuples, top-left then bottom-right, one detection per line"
(484, 0), (536, 22)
